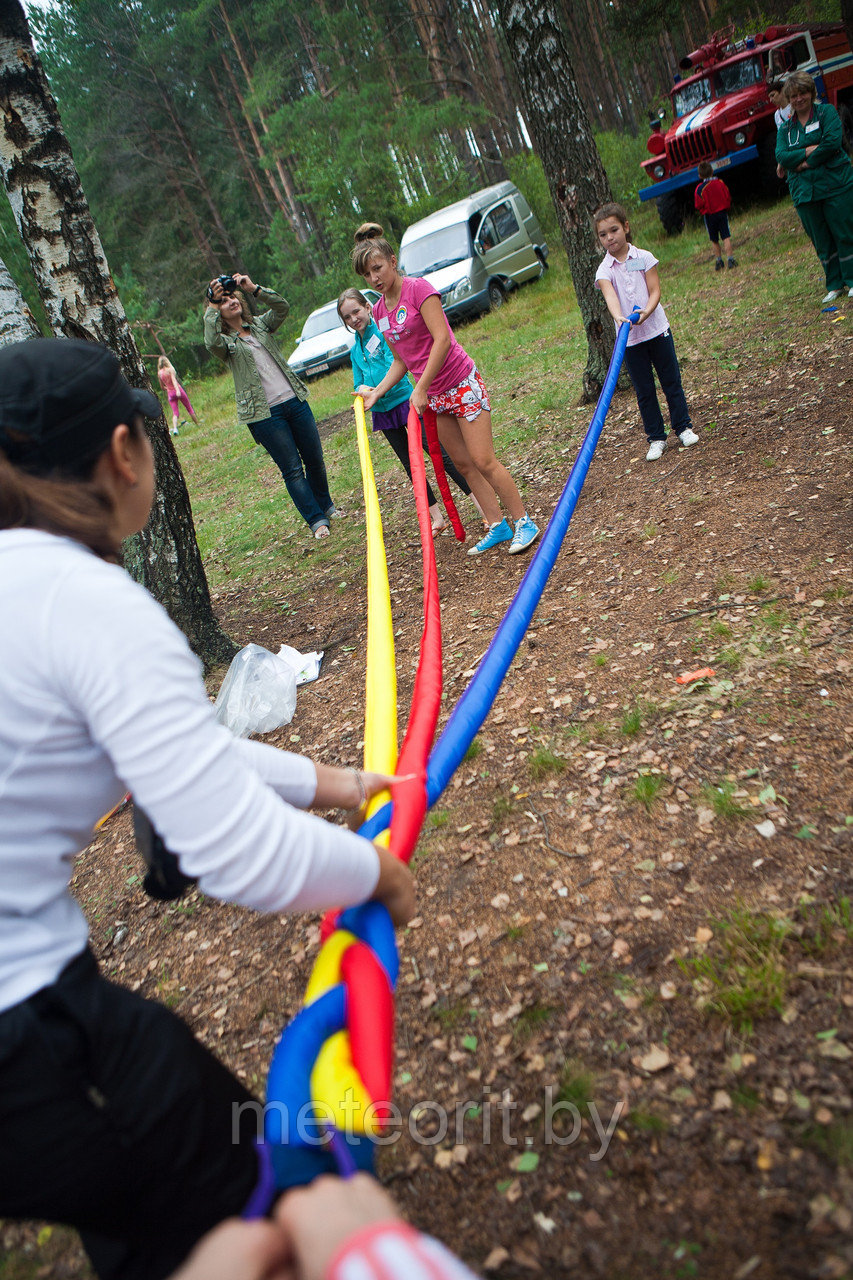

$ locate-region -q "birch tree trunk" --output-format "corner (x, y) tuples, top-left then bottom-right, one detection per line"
(494, 0), (614, 400)
(0, 252), (39, 344)
(0, 0), (235, 669)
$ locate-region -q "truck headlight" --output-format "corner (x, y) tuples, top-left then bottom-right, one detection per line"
(449, 276), (471, 301)
(734, 130), (747, 145)
(653, 164), (665, 178)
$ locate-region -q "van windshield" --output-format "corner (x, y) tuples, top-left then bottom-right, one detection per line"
(399, 223), (472, 277)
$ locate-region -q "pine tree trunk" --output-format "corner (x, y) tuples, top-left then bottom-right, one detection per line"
(0, 253), (39, 343)
(0, 0), (235, 669)
(494, 0), (613, 400)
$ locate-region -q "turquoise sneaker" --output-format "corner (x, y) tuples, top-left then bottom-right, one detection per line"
(467, 518), (513, 556)
(508, 514), (540, 555)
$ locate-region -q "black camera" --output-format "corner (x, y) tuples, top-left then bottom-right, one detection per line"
(207, 274), (238, 302)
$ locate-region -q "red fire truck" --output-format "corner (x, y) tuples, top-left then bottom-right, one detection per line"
(639, 22), (853, 233)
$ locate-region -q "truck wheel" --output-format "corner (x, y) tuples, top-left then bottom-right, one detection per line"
(488, 281), (505, 310)
(839, 103), (853, 157)
(756, 135), (788, 197)
(656, 191), (684, 235)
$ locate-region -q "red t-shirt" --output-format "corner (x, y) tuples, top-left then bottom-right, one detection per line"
(372, 277), (473, 395)
(694, 176), (731, 215)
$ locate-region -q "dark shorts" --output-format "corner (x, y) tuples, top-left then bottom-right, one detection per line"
(0, 949), (259, 1280)
(704, 211), (731, 243)
(372, 400), (411, 433)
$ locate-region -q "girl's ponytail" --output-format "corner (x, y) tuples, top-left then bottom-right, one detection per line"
(354, 222), (385, 244)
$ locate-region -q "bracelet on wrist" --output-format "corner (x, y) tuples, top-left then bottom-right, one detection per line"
(350, 768), (367, 809)
(253, 284), (261, 297)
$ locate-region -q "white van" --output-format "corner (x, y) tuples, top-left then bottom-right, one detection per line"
(398, 182), (548, 323)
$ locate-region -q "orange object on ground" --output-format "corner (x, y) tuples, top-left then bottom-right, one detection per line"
(676, 667), (715, 685)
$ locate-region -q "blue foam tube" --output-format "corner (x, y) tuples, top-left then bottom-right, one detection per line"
(360, 309), (639, 841)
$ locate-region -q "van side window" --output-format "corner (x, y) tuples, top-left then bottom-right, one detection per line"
(476, 213), (497, 252)
(491, 201), (520, 242)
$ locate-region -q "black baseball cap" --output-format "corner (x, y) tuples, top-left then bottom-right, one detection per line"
(0, 338), (160, 471)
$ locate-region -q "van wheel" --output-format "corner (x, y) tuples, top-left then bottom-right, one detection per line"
(535, 248), (549, 276)
(488, 281), (505, 310)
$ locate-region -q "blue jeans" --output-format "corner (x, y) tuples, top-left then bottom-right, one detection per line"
(248, 399), (333, 531)
(623, 330), (693, 443)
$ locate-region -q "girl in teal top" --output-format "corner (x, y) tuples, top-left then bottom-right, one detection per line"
(338, 289), (478, 535)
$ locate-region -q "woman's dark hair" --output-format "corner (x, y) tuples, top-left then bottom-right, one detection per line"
(0, 418), (145, 560)
(352, 237), (396, 277)
(697, 161), (714, 179)
(591, 202), (633, 243)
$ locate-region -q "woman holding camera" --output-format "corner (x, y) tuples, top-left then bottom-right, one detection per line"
(204, 274), (339, 539)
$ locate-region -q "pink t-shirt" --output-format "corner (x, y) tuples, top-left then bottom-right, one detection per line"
(594, 245), (670, 347)
(372, 276), (473, 394)
(158, 366), (178, 394)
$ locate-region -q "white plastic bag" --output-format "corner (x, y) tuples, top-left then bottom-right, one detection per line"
(214, 643), (297, 738)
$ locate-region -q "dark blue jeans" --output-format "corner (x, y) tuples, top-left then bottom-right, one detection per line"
(623, 330), (693, 442)
(249, 398), (333, 531)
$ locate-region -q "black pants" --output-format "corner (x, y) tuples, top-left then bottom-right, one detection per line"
(0, 950), (259, 1280)
(381, 422), (471, 507)
(623, 329), (693, 442)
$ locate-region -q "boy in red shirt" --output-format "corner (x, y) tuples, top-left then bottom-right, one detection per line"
(695, 162), (737, 270)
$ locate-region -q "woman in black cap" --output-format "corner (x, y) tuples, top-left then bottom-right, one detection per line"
(0, 338), (414, 1280)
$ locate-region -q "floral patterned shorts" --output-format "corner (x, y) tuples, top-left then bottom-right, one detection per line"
(428, 367), (491, 421)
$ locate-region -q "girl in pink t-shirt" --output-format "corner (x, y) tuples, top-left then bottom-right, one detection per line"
(593, 203), (698, 463)
(352, 226), (539, 557)
(157, 356), (198, 436)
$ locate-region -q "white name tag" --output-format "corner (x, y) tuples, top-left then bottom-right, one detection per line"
(805, 121), (820, 133)
(626, 259), (646, 272)
(365, 333), (381, 354)
(377, 316), (390, 332)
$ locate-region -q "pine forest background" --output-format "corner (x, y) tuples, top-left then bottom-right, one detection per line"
(2, 0), (842, 373)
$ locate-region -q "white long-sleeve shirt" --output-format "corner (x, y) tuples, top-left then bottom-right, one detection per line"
(0, 529), (379, 1012)
(329, 1222), (480, 1280)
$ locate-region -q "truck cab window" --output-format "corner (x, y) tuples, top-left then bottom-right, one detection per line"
(715, 56), (763, 95)
(673, 76), (713, 118)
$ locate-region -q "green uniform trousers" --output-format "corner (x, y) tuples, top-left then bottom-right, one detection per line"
(795, 183), (853, 291)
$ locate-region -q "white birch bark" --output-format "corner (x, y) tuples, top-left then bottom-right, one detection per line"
(0, 253), (39, 345)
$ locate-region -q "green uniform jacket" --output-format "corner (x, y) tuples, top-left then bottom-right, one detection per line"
(203, 287), (309, 425)
(775, 102), (853, 206)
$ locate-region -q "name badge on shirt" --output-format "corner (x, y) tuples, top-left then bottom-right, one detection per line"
(625, 259), (645, 272)
(365, 333), (381, 354)
(805, 121), (820, 133)
(377, 316), (390, 332)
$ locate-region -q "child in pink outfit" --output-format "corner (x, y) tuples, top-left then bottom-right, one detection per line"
(157, 356), (198, 436)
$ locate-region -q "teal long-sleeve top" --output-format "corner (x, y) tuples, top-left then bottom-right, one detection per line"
(775, 101), (853, 206)
(350, 319), (412, 416)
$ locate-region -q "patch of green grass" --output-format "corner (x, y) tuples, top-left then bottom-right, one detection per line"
(513, 1002), (555, 1042)
(715, 572), (736, 592)
(798, 1117), (853, 1168)
(761, 456), (776, 469)
(731, 1084), (761, 1112)
(492, 794), (515, 823)
(800, 896), (853, 954)
(564, 724), (591, 746)
(678, 904), (793, 1034)
(621, 699), (648, 737)
(505, 924), (526, 941)
(433, 1000), (474, 1031)
(824, 584), (849, 601)
(714, 645), (744, 672)
(760, 604), (790, 631)
(464, 738), (484, 762)
(529, 746), (567, 779)
(641, 523), (658, 540)
(630, 772), (666, 812)
(628, 1106), (669, 1134)
(660, 568), (680, 584)
(748, 573), (772, 593)
(428, 809), (449, 829)
(556, 1058), (595, 1109)
(593, 653), (609, 667)
(700, 778), (751, 821)
(709, 619), (731, 638)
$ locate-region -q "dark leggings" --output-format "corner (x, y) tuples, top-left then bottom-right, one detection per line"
(0, 949), (259, 1280)
(380, 421), (471, 507)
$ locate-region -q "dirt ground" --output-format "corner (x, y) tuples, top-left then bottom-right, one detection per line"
(3, 287), (851, 1280)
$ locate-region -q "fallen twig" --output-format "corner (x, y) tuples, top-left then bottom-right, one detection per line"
(527, 801), (588, 858)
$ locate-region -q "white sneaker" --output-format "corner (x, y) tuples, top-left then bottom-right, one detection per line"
(646, 439), (666, 461)
(848, 287), (853, 298)
(822, 290), (840, 303)
(679, 428), (699, 447)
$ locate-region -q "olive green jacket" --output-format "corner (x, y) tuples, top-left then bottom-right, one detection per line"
(203, 287), (309, 424)
(775, 102), (853, 206)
